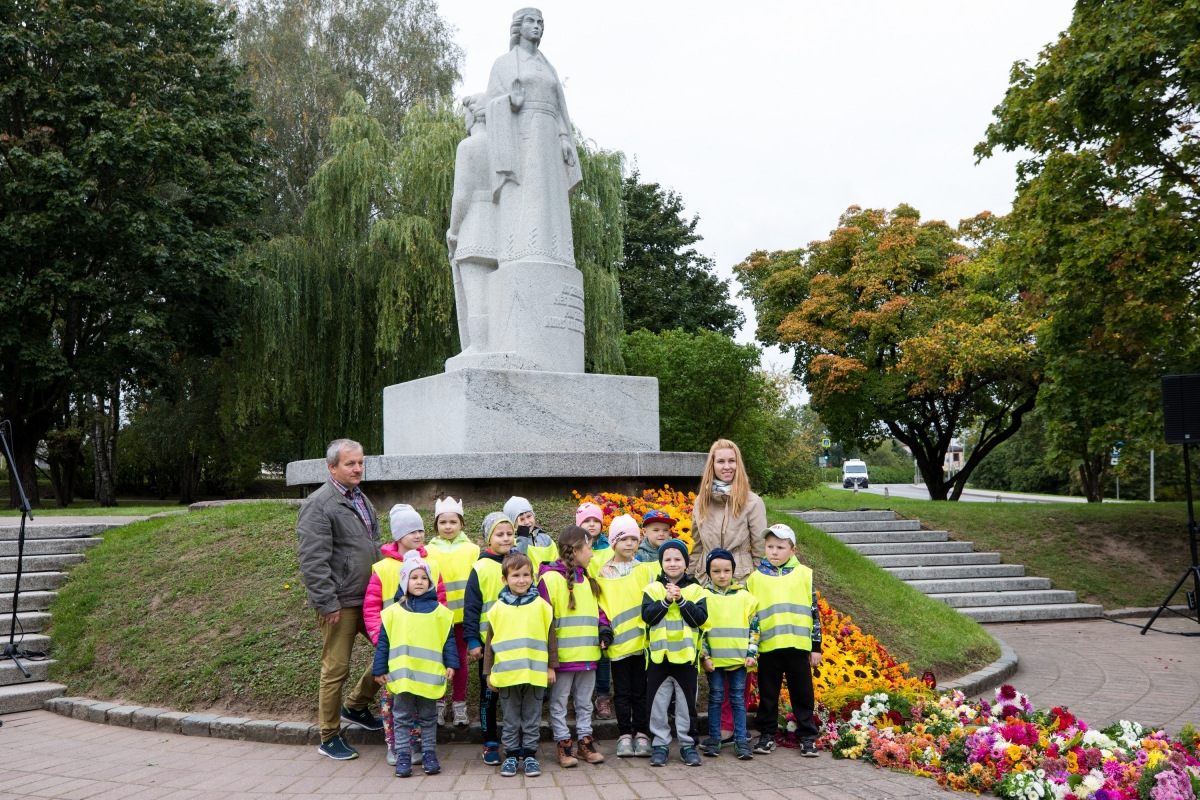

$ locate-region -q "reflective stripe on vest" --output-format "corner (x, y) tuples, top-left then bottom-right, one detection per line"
(381, 603), (453, 700)
(487, 598), (554, 688)
(643, 581), (705, 665)
(424, 542), (480, 625)
(747, 565), (814, 653)
(540, 571), (601, 663)
(471, 558), (504, 637)
(702, 589), (759, 668)
(598, 562), (655, 660)
(374, 553), (442, 610)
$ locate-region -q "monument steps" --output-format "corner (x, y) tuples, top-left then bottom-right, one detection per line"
(789, 510), (1104, 623)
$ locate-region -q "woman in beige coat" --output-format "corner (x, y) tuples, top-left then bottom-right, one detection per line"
(688, 439), (767, 582)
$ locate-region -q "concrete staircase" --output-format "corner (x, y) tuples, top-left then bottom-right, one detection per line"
(0, 521), (110, 713)
(789, 510), (1104, 623)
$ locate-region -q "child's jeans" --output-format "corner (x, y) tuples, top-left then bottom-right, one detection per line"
(498, 683), (544, 758)
(443, 624), (468, 703)
(706, 667), (748, 743)
(549, 669), (597, 741)
(391, 692), (437, 756)
(595, 653), (611, 695)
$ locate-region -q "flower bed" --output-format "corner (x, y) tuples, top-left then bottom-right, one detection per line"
(572, 486), (695, 552)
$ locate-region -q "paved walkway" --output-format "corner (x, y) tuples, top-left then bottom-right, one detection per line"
(983, 616), (1200, 733)
(831, 483), (1091, 504)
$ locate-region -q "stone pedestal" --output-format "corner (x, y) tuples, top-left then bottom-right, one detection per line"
(383, 368), (659, 455)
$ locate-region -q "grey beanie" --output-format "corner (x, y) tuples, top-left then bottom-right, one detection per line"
(388, 504), (424, 540)
(503, 496), (534, 522)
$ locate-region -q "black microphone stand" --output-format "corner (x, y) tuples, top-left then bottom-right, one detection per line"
(0, 419), (35, 677)
(1141, 441), (1200, 635)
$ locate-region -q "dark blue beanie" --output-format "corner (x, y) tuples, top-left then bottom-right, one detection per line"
(705, 547), (735, 575)
(657, 539), (690, 567)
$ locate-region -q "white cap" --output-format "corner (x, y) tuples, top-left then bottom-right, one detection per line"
(389, 504), (425, 540)
(398, 550), (431, 597)
(434, 496), (465, 520)
(503, 496), (534, 523)
(762, 523), (796, 545)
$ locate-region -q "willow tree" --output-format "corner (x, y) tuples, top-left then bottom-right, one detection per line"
(572, 139), (627, 374)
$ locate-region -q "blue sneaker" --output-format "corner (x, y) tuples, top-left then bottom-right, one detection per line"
(394, 751), (412, 777)
(340, 705), (383, 731)
(318, 734), (359, 760)
(500, 756), (519, 777)
(523, 755), (541, 777)
(650, 745), (669, 767)
(482, 743), (501, 765)
(422, 751), (441, 774)
(681, 746), (701, 766)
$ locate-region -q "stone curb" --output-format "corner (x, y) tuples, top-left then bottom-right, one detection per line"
(186, 499), (302, 512)
(1105, 605), (1192, 620)
(938, 634), (1018, 699)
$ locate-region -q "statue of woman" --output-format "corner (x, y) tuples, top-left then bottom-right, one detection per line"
(485, 7), (582, 269)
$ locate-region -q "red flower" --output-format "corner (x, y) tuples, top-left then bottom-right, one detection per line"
(886, 710), (904, 726)
(998, 685), (1017, 701)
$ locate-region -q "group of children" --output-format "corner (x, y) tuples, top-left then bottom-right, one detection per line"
(368, 496), (822, 779)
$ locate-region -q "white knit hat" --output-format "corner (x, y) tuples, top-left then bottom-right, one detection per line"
(398, 550), (432, 597)
(389, 504), (425, 540)
(503, 496), (534, 523)
(434, 496), (465, 521)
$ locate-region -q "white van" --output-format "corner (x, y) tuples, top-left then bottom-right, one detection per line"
(842, 459), (869, 488)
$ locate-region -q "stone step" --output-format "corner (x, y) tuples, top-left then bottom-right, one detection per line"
(867, 552), (1001, 568)
(0, 591), (57, 614)
(0, 657), (54, 685)
(2, 633), (52, 654)
(0, 537), (102, 557)
(789, 510), (897, 523)
(832, 530), (950, 545)
(928, 590), (1079, 608)
(849, 541), (975, 555)
(884, 564), (1026, 580)
(0, 523), (114, 540)
(810, 520), (922, 533)
(905, 576), (1052, 593)
(0, 611), (51, 636)
(0, 571), (67, 593)
(0, 681), (66, 714)
(958, 603), (1105, 623)
(0, 553), (85, 573)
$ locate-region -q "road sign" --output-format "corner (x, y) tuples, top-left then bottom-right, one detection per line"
(1111, 457), (1119, 466)
(821, 438), (831, 448)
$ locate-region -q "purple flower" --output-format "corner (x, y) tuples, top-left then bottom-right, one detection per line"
(1150, 766), (1195, 800)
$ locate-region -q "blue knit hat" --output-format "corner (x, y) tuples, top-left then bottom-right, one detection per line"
(705, 547), (735, 575)
(657, 539), (690, 566)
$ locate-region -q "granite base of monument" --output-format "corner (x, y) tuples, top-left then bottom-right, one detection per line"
(382, 368), (659, 455)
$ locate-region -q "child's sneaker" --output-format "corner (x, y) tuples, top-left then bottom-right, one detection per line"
(394, 751), (412, 778)
(523, 755), (542, 776)
(386, 747), (398, 766)
(499, 756), (519, 777)
(634, 733), (653, 758)
(436, 699), (448, 726)
(557, 739), (578, 768)
(752, 734), (776, 754)
(577, 735), (605, 764)
(735, 740), (754, 760)
(800, 740), (819, 758)
(482, 744), (501, 764)
(650, 746), (669, 767)
(340, 705), (383, 731)
(452, 700), (469, 727)
(701, 737), (721, 757)
(681, 746), (701, 766)
(593, 694), (614, 720)
(317, 734), (359, 760)
(422, 751), (441, 775)
(616, 734), (635, 758)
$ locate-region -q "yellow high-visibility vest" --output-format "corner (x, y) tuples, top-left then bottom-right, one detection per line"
(381, 603), (453, 699)
(702, 588), (758, 668)
(373, 552), (442, 610)
(471, 558), (504, 637)
(643, 581), (706, 665)
(424, 541), (480, 625)
(487, 597), (554, 688)
(747, 564), (814, 653)
(527, 539), (559, 575)
(540, 570), (601, 663)
(586, 545), (614, 578)
(598, 562), (655, 660)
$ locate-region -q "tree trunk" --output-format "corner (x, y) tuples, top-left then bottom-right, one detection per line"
(90, 379), (120, 507)
(46, 402), (83, 508)
(179, 448), (201, 505)
(1078, 454), (1106, 503)
(3, 421), (42, 510)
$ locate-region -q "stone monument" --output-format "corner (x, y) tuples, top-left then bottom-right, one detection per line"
(286, 8), (705, 504)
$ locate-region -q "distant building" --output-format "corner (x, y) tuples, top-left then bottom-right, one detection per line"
(944, 445), (964, 475)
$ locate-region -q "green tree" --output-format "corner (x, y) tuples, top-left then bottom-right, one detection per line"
(966, 409), (1072, 495)
(736, 205), (1040, 501)
(620, 171), (743, 336)
(0, 0), (265, 507)
(977, 0), (1200, 501)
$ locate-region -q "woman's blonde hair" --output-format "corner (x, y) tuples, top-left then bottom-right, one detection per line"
(694, 439), (751, 522)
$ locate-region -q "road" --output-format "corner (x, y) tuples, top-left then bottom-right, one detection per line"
(830, 483), (1090, 504)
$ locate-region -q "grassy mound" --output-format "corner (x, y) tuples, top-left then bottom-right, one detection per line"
(49, 497), (998, 717)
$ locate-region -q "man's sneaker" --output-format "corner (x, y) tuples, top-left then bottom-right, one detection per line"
(736, 740), (754, 760)
(800, 740), (819, 758)
(500, 756), (519, 777)
(616, 734), (635, 758)
(452, 700), (469, 727)
(634, 734), (654, 758)
(318, 734), (359, 760)
(593, 694), (614, 720)
(482, 744), (501, 765)
(422, 751), (441, 774)
(523, 755), (542, 777)
(340, 705), (383, 731)
(701, 736), (721, 757)
(436, 699), (448, 726)
(386, 747), (398, 766)
(650, 746), (669, 767)
(752, 734), (776, 754)
(577, 735), (605, 764)
(681, 746), (701, 766)
(394, 751), (412, 777)
(557, 739), (578, 768)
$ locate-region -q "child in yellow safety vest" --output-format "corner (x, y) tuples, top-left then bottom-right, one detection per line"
(699, 547), (759, 761)
(597, 513), (655, 758)
(641, 539), (709, 768)
(372, 552), (459, 778)
(537, 526), (612, 768)
(464, 512), (516, 765)
(577, 501), (614, 721)
(747, 523), (823, 758)
(504, 496), (558, 572)
(423, 496), (477, 728)
(483, 552), (559, 779)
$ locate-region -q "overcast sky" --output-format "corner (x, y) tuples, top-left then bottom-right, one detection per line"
(436, 1), (1077, 372)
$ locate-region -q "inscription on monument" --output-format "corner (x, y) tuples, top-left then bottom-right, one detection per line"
(545, 283), (585, 332)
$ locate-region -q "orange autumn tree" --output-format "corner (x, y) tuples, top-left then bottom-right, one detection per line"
(735, 205), (1040, 501)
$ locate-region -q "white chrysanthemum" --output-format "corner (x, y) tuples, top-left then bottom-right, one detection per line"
(1082, 730), (1117, 749)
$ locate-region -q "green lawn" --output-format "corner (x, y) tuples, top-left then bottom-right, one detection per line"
(771, 487), (1193, 610)
(0, 504), (184, 517)
(49, 496), (999, 718)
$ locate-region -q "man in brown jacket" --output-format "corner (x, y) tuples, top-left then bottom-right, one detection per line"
(297, 438), (383, 760)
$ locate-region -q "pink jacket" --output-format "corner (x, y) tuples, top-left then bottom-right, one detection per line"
(363, 542), (447, 644)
